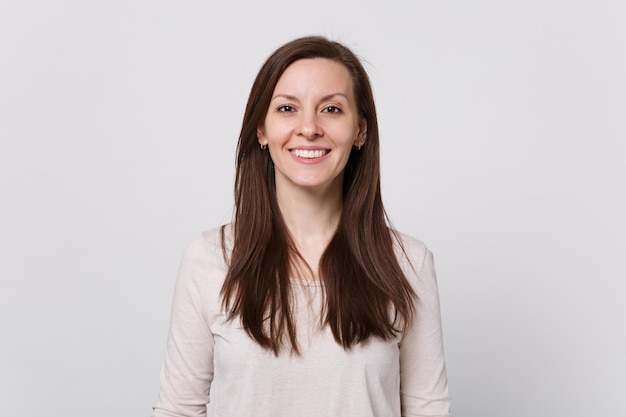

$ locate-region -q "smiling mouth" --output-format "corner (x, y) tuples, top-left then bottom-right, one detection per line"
(291, 149), (329, 159)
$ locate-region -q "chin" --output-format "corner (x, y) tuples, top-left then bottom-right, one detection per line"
(294, 176), (342, 191)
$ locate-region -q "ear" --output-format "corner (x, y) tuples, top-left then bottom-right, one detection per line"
(354, 118), (368, 146)
(257, 125), (268, 147)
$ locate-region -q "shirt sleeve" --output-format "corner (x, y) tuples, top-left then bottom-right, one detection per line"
(152, 237), (216, 417)
(399, 244), (452, 417)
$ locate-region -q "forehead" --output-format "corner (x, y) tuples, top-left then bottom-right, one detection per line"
(273, 58), (354, 97)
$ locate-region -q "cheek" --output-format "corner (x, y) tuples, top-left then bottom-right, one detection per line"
(337, 129), (360, 148)
(264, 124), (291, 144)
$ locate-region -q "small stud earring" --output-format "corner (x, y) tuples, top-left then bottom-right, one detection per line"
(260, 143), (267, 150)
(356, 136), (366, 150)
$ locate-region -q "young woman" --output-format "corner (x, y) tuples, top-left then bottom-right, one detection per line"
(152, 36), (452, 417)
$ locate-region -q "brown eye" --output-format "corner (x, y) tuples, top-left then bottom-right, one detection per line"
(322, 105), (342, 114)
(277, 105), (295, 112)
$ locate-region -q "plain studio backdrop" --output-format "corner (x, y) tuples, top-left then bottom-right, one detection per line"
(1, 1), (624, 416)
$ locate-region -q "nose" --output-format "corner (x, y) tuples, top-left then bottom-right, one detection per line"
(297, 111), (322, 140)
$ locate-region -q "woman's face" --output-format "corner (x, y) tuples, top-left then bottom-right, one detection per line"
(257, 58), (366, 195)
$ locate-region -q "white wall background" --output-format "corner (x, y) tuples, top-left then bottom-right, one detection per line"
(1, 1), (624, 416)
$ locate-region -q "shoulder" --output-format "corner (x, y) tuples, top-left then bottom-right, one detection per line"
(391, 230), (440, 296)
(391, 230), (430, 272)
(177, 224), (232, 276)
(183, 224), (231, 258)
(172, 225), (232, 300)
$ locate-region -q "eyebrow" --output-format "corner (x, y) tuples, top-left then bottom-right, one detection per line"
(271, 93), (349, 102)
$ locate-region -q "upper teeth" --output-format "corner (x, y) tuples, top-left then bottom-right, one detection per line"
(293, 149), (326, 158)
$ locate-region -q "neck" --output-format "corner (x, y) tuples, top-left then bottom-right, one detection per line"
(275, 177), (343, 279)
(276, 182), (343, 244)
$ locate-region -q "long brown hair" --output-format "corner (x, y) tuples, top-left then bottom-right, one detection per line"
(220, 36), (416, 354)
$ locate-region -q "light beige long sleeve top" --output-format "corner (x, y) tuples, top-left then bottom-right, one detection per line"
(152, 226), (452, 417)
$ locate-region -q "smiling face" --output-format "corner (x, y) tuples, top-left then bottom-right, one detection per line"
(257, 58), (367, 195)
